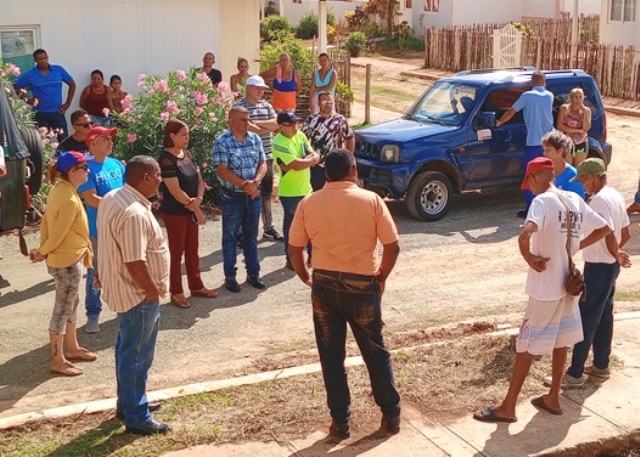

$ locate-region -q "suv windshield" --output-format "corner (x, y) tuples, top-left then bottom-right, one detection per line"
(406, 81), (477, 126)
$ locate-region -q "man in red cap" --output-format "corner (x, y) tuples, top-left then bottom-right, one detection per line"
(78, 126), (125, 333)
(473, 156), (611, 423)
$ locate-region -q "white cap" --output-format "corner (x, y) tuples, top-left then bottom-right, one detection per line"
(246, 75), (269, 88)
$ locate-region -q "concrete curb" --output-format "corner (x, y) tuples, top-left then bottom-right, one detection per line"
(2, 311), (639, 432)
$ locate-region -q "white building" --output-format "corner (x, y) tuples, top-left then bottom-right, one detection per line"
(599, 0), (638, 45)
(0, 0), (262, 115)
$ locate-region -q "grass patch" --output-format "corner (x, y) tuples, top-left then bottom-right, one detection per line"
(615, 289), (640, 302)
(265, 339), (315, 356)
(371, 85), (417, 104)
(0, 334), (611, 456)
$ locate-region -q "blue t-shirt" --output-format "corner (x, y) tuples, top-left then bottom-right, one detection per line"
(15, 64), (74, 113)
(77, 157), (125, 237)
(512, 86), (554, 147)
(555, 164), (586, 200)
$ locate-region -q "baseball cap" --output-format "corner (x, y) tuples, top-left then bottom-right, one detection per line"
(57, 151), (94, 173)
(246, 75), (269, 88)
(570, 158), (606, 182)
(521, 157), (555, 190)
(277, 110), (302, 125)
(85, 126), (119, 147)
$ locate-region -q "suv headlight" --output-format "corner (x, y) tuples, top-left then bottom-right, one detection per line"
(380, 145), (399, 163)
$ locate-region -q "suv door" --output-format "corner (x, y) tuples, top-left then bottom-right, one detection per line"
(465, 86), (527, 187)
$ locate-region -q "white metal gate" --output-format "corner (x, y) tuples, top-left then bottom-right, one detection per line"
(493, 24), (522, 68)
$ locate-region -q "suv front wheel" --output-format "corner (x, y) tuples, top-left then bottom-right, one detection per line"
(406, 171), (453, 221)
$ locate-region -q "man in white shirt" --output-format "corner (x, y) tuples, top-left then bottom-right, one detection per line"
(474, 157), (610, 423)
(561, 159), (631, 385)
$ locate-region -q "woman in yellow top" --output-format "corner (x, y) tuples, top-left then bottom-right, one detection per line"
(30, 151), (97, 376)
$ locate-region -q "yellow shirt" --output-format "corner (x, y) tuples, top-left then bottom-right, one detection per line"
(40, 180), (93, 268)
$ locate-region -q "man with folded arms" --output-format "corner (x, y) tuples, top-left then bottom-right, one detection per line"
(474, 157), (610, 423)
(289, 149), (401, 439)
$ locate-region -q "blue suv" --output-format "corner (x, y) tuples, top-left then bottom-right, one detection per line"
(354, 69), (612, 221)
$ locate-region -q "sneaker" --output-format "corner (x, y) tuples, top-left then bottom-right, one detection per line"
(85, 316), (100, 334)
(224, 278), (241, 293)
(263, 228), (284, 241)
(380, 416), (400, 435)
(125, 419), (171, 436)
(585, 365), (611, 379)
(328, 421), (350, 440)
(543, 372), (585, 388)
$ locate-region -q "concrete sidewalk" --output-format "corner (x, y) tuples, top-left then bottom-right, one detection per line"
(162, 314), (640, 457)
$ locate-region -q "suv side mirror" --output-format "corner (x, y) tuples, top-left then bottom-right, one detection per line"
(479, 112), (496, 128)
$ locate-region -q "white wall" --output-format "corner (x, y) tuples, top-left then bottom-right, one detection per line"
(0, 0), (260, 116)
(599, 0), (640, 45)
(279, 0), (367, 26)
(561, 0), (601, 15)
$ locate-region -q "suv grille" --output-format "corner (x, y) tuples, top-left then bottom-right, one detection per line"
(356, 141), (378, 159)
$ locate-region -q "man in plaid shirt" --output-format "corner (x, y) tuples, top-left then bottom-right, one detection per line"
(212, 106), (267, 293)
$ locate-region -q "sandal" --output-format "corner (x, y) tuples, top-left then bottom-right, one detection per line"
(171, 294), (191, 309)
(190, 287), (218, 299)
(65, 348), (98, 362)
(51, 360), (84, 376)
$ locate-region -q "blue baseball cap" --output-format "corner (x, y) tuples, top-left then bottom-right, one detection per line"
(57, 151), (94, 173)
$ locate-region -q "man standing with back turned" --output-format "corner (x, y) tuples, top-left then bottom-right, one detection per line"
(289, 149), (401, 439)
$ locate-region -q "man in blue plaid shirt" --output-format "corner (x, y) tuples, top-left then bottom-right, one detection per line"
(212, 106), (268, 293)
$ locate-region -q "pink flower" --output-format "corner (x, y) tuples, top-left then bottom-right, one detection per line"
(165, 100), (179, 114)
(153, 79), (170, 94)
(137, 74), (147, 88)
(209, 113), (218, 122)
(7, 64), (20, 76)
(102, 107), (110, 117)
(138, 73), (147, 81)
(38, 127), (48, 135)
(160, 111), (170, 122)
(194, 106), (203, 116)
(200, 161), (208, 169)
(192, 90), (208, 106)
(121, 94), (133, 110)
(176, 70), (187, 81)
(218, 81), (228, 92)
(197, 72), (211, 83)
(127, 133), (138, 143)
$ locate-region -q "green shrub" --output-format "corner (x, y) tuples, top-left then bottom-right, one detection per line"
(260, 15), (292, 41)
(260, 34), (314, 83)
(295, 11), (338, 40)
(344, 32), (366, 57)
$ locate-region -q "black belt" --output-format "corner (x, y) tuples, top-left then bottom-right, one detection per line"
(314, 269), (377, 283)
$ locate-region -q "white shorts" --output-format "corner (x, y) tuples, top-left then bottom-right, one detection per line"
(516, 295), (583, 356)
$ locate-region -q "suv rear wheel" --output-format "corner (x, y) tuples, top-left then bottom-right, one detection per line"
(19, 128), (43, 195)
(406, 171), (453, 221)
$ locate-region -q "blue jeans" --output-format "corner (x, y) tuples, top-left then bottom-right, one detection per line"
(281, 196), (306, 261)
(221, 189), (261, 279)
(523, 145), (544, 211)
(85, 236), (101, 318)
(568, 262), (620, 378)
(35, 112), (68, 142)
(311, 269), (400, 424)
(115, 299), (160, 428)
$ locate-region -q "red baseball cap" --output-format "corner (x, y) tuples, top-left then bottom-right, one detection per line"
(85, 126), (119, 147)
(521, 157), (555, 190)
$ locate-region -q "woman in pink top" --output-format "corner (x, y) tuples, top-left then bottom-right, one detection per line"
(556, 88), (591, 166)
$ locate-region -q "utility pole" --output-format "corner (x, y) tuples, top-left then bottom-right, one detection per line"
(571, 0), (579, 67)
(318, 0), (327, 53)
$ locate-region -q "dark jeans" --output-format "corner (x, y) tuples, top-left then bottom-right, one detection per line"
(568, 262), (620, 378)
(522, 145), (544, 211)
(311, 269), (400, 424)
(35, 111), (68, 142)
(221, 189), (261, 279)
(115, 299), (160, 428)
(281, 196), (309, 261)
(261, 159), (275, 231)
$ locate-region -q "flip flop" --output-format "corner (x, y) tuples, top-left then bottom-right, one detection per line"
(190, 288), (218, 298)
(171, 294), (191, 309)
(531, 395), (563, 415)
(473, 407), (517, 423)
(65, 348), (97, 362)
(50, 361), (84, 376)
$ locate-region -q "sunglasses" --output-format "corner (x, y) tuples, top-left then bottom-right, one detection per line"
(74, 164), (89, 171)
(74, 122), (93, 128)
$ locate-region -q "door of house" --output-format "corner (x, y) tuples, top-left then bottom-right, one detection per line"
(492, 24), (522, 68)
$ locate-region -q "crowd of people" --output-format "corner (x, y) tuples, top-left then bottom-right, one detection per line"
(5, 49), (637, 440)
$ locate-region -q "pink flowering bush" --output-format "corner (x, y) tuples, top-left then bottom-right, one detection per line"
(113, 67), (229, 202)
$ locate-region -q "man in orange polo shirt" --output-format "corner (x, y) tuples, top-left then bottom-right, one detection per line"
(289, 148), (401, 440)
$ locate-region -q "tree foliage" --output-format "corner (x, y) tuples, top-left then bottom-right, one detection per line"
(363, 0), (401, 37)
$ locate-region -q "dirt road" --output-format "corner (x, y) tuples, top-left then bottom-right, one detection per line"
(1, 59), (639, 421)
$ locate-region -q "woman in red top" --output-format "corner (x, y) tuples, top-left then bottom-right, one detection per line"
(80, 69), (111, 126)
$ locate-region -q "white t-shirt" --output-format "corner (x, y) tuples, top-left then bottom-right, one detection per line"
(525, 187), (607, 301)
(583, 186), (629, 264)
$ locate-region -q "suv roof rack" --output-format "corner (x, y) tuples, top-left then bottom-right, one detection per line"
(455, 66), (536, 76)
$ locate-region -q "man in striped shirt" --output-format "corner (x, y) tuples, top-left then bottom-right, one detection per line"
(97, 156), (171, 436)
